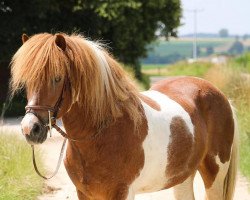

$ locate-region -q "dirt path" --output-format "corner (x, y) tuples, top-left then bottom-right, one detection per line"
(36, 135), (250, 200)
(1, 122), (249, 200)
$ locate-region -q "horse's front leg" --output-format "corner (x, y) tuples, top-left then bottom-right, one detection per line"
(77, 187), (135, 200)
(111, 186), (135, 200)
(126, 188), (135, 200)
(77, 190), (91, 200)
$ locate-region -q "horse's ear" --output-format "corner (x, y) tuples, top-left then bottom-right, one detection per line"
(55, 34), (66, 51)
(22, 34), (29, 44)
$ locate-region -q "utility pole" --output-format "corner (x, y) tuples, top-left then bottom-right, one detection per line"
(186, 8), (204, 61)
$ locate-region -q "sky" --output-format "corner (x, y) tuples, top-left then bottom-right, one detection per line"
(179, 0), (250, 35)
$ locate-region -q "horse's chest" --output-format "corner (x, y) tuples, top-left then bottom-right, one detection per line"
(64, 147), (109, 198)
(64, 135), (145, 197)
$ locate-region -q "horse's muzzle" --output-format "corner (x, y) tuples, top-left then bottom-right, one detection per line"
(21, 113), (47, 144)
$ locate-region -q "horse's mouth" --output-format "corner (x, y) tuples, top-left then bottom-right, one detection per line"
(24, 128), (48, 145)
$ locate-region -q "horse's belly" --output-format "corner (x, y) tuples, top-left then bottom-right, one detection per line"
(131, 91), (194, 194)
(130, 129), (170, 193)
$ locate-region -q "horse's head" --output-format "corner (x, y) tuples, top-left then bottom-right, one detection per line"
(12, 34), (71, 144)
(21, 75), (70, 144)
(11, 33), (143, 144)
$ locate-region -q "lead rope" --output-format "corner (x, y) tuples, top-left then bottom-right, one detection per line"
(31, 137), (67, 180)
(31, 110), (68, 180)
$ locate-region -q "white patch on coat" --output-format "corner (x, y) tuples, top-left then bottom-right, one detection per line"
(172, 175), (195, 200)
(21, 113), (39, 135)
(205, 155), (230, 200)
(129, 90), (194, 194)
(21, 95), (40, 135)
(126, 188), (135, 200)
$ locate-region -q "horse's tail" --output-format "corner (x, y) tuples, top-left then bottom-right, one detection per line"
(224, 104), (239, 200)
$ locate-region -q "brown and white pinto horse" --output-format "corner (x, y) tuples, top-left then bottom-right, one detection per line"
(10, 33), (238, 200)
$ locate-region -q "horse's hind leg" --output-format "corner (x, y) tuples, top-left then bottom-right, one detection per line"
(199, 156), (230, 200)
(173, 174), (195, 200)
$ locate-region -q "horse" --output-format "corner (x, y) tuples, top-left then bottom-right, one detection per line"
(10, 33), (238, 200)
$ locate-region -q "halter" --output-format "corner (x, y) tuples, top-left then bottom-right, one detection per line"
(25, 80), (71, 179)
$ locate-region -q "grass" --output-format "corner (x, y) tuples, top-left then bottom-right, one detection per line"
(0, 131), (43, 200)
(142, 61), (213, 78)
(233, 52), (250, 72)
(163, 61), (212, 77)
(237, 103), (250, 180)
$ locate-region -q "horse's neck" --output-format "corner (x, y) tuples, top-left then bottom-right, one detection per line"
(61, 97), (146, 141)
(61, 103), (93, 140)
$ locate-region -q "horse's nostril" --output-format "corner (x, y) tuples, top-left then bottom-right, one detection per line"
(31, 123), (42, 135)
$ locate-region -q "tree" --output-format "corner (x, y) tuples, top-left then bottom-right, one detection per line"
(229, 41), (244, 55)
(0, 0), (182, 79)
(219, 29), (229, 38)
(243, 34), (249, 41)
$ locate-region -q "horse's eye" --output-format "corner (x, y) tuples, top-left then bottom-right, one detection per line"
(55, 76), (61, 83)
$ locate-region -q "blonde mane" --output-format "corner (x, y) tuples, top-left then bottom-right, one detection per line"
(10, 33), (143, 129)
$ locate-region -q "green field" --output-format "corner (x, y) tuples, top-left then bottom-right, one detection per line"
(142, 64), (167, 70)
(142, 38), (234, 64)
(0, 132), (43, 200)
(142, 61), (213, 78)
(151, 40), (228, 56)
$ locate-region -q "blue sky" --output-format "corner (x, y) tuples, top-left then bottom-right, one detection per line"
(179, 0), (250, 35)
